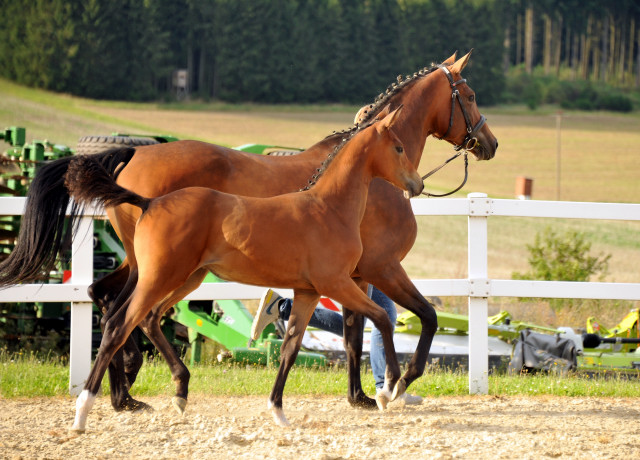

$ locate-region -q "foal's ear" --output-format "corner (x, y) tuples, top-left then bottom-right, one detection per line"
(374, 103), (392, 121)
(377, 104), (403, 133)
(449, 49), (473, 74)
(442, 51), (458, 66)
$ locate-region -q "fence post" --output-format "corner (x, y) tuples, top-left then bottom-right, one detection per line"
(69, 216), (94, 395)
(467, 193), (490, 394)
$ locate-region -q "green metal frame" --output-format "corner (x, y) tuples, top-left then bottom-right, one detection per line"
(581, 309), (640, 373)
(172, 273), (326, 367)
(396, 309), (560, 342)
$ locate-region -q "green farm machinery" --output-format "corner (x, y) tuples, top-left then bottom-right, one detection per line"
(0, 127), (325, 367)
(0, 127), (75, 351)
(579, 308), (640, 374)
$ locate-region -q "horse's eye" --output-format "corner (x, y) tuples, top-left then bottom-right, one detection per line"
(469, 94), (475, 103)
(395, 146), (404, 154)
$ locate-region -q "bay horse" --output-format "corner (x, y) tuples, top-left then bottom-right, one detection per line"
(0, 51), (497, 412)
(66, 107), (423, 430)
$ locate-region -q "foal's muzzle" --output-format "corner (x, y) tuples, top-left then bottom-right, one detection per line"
(403, 176), (424, 199)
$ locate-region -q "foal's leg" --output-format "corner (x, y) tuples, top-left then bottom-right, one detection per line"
(268, 289), (319, 427)
(72, 282), (168, 433)
(361, 262), (437, 396)
(138, 268), (208, 415)
(323, 279), (401, 410)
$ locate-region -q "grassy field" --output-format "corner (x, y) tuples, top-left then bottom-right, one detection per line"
(2, 350), (639, 399)
(1, 78), (639, 329)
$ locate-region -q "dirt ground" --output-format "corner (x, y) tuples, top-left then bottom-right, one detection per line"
(1, 395), (639, 459)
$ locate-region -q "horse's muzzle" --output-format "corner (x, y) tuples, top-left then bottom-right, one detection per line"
(471, 135), (498, 161)
(403, 177), (424, 199)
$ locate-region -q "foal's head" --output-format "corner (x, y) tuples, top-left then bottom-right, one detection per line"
(365, 106), (424, 198)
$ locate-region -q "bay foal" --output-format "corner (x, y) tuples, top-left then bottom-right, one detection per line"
(65, 107), (423, 431)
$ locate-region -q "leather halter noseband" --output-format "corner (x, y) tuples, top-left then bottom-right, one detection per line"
(420, 66), (487, 197)
(438, 65), (486, 152)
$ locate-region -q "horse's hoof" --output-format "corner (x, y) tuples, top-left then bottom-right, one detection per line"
(270, 407), (290, 427)
(375, 389), (391, 411)
(348, 393), (377, 409)
(172, 396), (188, 415)
(69, 425), (86, 434)
(267, 400), (290, 427)
(118, 397), (153, 412)
(392, 379), (407, 401)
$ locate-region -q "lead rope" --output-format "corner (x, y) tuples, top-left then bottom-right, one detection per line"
(420, 150), (469, 198)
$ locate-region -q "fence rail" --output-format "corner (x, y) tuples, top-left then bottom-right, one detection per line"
(1, 193), (639, 395)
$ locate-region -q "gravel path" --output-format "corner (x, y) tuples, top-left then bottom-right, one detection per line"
(1, 395), (639, 459)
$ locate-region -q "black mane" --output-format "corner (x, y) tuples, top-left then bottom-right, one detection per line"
(301, 64), (440, 191)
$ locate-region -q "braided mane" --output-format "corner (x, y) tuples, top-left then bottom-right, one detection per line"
(301, 64), (440, 191)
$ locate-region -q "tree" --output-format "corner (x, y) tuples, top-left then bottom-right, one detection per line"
(512, 227), (611, 310)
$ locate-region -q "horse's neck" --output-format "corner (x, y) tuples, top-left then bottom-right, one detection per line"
(247, 136), (341, 194)
(292, 135), (343, 176)
(386, 75), (441, 167)
(308, 139), (373, 225)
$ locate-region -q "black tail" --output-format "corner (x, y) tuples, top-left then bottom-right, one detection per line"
(64, 154), (149, 211)
(0, 147), (137, 286)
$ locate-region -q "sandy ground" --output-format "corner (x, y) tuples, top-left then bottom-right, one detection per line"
(1, 395), (639, 459)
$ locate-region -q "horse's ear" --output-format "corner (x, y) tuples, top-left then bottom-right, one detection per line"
(374, 104), (392, 121)
(442, 51), (457, 66)
(449, 49), (473, 74)
(377, 104), (403, 133)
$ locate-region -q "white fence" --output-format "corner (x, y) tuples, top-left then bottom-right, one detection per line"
(1, 193), (639, 395)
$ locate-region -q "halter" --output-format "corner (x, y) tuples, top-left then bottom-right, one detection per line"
(438, 65), (486, 152)
(420, 66), (487, 198)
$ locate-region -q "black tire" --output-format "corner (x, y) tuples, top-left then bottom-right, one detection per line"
(76, 135), (159, 155)
(267, 150), (302, 156)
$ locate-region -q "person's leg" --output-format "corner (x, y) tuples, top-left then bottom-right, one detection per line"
(251, 289), (344, 340)
(279, 298), (343, 336)
(369, 286), (397, 390)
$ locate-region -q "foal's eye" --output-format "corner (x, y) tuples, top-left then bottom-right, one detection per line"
(395, 146), (404, 154)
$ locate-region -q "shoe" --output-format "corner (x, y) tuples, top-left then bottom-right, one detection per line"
(377, 388), (423, 406)
(397, 392), (423, 405)
(250, 289), (282, 340)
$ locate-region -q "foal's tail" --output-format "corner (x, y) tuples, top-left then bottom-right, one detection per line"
(0, 148), (137, 286)
(65, 154), (150, 213)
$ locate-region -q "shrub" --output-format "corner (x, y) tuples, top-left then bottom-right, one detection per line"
(512, 227), (611, 311)
(523, 78), (543, 110)
(597, 93), (633, 112)
(505, 68), (637, 112)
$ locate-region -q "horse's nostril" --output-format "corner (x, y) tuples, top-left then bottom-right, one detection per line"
(495, 140), (499, 150)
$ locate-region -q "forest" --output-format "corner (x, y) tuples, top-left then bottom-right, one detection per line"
(1, 0), (639, 106)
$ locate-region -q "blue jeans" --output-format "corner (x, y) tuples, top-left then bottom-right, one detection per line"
(278, 286), (396, 390)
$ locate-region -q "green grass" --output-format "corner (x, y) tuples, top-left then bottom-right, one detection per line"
(2, 351), (639, 399)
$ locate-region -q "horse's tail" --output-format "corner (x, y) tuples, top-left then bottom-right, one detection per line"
(0, 147), (137, 286)
(65, 154), (150, 213)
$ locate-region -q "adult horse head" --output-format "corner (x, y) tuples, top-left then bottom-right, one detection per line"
(432, 50), (496, 161)
(354, 51), (497, 165)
